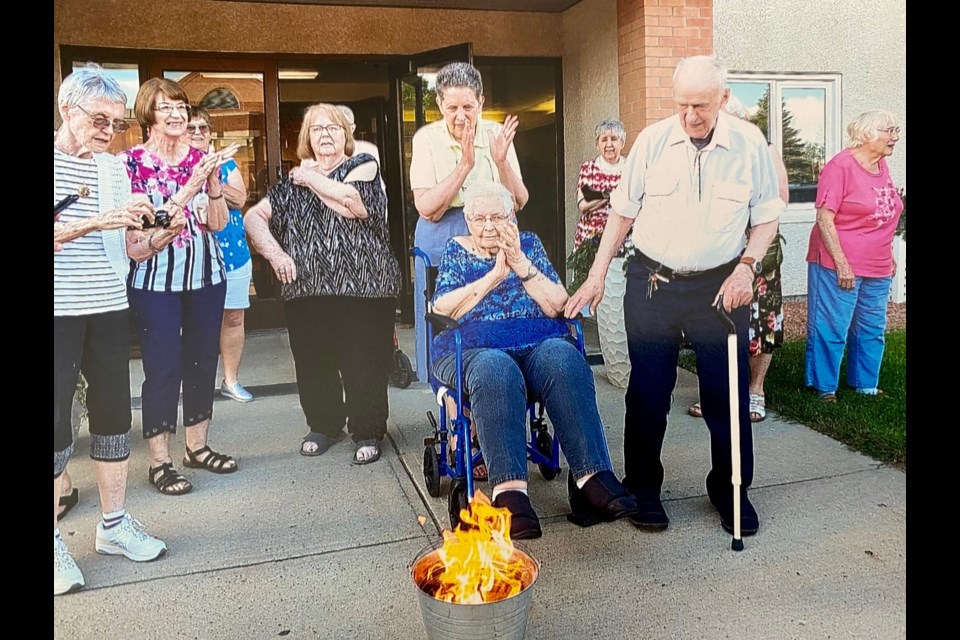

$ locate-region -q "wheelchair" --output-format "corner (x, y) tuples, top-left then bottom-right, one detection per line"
(413, 248), (586, 528)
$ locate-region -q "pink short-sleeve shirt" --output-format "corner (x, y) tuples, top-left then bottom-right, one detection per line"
(806, 148), (903, 277)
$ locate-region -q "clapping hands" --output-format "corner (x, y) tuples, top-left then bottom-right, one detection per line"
(489, 115), (518, 167)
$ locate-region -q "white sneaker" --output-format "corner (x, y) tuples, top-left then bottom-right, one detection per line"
(220, 379), (254, 403)
(95, 514), (167, 562)
(54, 533), (85, 595)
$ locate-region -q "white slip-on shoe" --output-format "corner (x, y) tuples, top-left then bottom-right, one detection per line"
(220, 380), (254, 403)
(95, 514), (167, 562)
(54, 533), (85, 595)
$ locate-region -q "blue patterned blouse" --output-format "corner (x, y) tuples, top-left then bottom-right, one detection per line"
(431, 232), (569, 364)
(213, 160), (251, 271)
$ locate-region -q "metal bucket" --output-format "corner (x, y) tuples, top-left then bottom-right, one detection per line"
(411, 540), (540, 640)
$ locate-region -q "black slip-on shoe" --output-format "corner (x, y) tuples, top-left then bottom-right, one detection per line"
(493, 490), (542, 540)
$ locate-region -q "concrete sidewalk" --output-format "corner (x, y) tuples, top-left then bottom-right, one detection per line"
(53, 326), (906, 640)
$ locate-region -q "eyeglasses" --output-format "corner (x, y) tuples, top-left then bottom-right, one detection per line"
(309, 124), (344, 136)
(76, 105), (130, 133)
(877, 126), (901, 135)
(186, 123), (210, 134)
(154, 103), (191, 116)
(465, 213), (511, 225)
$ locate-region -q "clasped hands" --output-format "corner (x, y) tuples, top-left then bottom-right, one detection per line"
(489, 221), (530, 280)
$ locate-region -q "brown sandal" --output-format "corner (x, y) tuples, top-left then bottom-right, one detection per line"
(183, 445), (238, 474)
(687, 402), (703, 418)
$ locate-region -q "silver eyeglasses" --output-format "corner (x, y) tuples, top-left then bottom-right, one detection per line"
(465, 212), (511, 225)
(155, 103), (191, 116)
(877, 126), (901, 135)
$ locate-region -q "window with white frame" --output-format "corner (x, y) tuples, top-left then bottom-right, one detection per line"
(728, 74), (841, 207)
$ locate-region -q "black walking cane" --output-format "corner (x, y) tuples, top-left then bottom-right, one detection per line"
(716, 297), (745, 552)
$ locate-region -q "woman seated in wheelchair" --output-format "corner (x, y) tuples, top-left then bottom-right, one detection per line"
(431, 180), (639, 540)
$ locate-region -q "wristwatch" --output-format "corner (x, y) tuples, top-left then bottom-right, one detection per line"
(520, 264), (540, 282)
(738, 256), (762, 275)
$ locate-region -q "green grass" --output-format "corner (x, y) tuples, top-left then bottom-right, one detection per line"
(679, 330), (906, 466)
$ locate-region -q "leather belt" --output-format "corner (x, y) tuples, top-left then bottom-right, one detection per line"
(630, 250), (739, 281)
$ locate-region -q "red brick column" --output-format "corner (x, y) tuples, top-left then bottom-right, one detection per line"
(617, 0), (713, 150)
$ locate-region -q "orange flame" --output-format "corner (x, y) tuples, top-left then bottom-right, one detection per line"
(421, 490), (534, 604)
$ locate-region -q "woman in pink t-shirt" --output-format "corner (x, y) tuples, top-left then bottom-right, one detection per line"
(805, 110), (903, 401)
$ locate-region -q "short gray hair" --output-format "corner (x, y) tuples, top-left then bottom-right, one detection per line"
(462, 180), (514, 218)
(595, 118), (626, 143)
(846, 109), (898, 148)
(724, 94), (748, 119)
(673, 55), (727, 91)
(436, 62), (483, 103)
(58, 63), (127, 109)
(337, 104), (356, 125)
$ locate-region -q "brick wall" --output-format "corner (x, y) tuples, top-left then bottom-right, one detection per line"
(617, 0), (713, 149)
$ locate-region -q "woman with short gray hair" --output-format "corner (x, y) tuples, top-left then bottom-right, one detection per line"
(408, 61), (529, 383)
(573, 118), (629, 249)
(54, 65), (167, 596)
(804, 110), (903, 402)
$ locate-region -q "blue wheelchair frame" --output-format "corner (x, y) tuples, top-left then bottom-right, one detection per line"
(413, 248), (586, 527)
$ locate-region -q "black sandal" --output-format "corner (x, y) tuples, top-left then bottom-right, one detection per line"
(57, 488), (79, 522)
(148, 463), (193, 496)
(183, 445), (238, 474)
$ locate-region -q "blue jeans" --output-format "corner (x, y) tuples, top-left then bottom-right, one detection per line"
(622, 260), (754, 495)
(433, 337), (613, 488)
(805, 262), (892, 394)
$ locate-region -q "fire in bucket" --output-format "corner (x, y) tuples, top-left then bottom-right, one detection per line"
(411, 490), (540, 640)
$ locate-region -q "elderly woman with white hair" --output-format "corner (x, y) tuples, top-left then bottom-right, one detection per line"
(804, 110), (903, 402)
(54, 65), (167, 595)
(431, 179), (638, 540)
(574, 118), (629, 250)
(409, 62), (528, 383)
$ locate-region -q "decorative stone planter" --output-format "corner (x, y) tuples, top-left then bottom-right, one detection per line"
(596, 257), (630, 388)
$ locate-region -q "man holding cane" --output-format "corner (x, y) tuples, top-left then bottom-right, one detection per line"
(565, 55), (785, 535)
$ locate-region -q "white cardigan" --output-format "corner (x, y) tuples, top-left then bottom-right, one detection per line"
(93, 152), (134, 286)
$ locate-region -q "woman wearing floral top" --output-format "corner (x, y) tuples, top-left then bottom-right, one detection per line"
(574, 119), (629, 252)
(119, 78), (240, 496)
(430, 180), (638, 541)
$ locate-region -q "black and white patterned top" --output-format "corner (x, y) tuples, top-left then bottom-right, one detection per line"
(267, 153), (401, 301)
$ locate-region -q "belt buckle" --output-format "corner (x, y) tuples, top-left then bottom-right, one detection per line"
(673, 269), (696, 279)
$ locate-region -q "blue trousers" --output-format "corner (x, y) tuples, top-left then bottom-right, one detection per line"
(804, 262), (892, 394)
(413, 207), (469, 379)
(129, 283), (226, 438)
(434, 338), (613, 488)
(622, 260), (754, 496)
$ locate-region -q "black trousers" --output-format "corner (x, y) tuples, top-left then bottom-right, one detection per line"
(285, 296), (395, 442)
(54, 310), (132, 468)
(622, 260), (754, 497)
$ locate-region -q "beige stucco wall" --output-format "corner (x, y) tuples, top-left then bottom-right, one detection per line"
(715, 0), (906, 187)
(561, 0), (620, 262)
(54, 0), (561, 58)
(715, 0), (906, 296)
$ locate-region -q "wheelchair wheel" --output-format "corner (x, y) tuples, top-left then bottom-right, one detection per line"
(448, 478), (470, 529)
(536, 429), (560, 481)
(423, 446), (442, 498)
(389, 350), (414, 389)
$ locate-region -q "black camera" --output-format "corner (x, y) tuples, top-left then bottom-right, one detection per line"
(142, 208), (172, 229)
